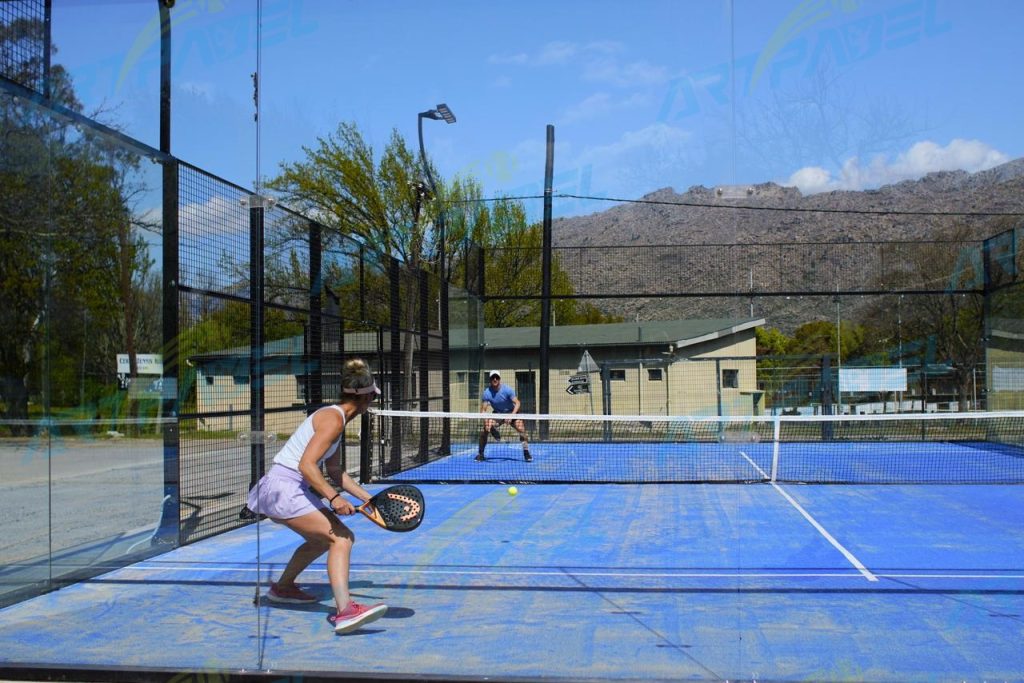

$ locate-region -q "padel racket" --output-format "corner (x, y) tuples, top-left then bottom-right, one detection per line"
(355, 484), (425, 532)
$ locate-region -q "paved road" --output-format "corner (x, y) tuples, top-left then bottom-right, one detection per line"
(0, 438), (165, 566)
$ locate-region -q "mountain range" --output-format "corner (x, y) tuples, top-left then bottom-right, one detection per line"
(549, 158), (1024, 330)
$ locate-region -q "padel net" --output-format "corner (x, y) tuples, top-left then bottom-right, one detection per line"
(364, 409), (1024, 485)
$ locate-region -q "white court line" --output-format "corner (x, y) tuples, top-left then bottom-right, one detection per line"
(124, 565), (864, 578)
(740, 451), (878, 582)
(113, 564), (1024, 581)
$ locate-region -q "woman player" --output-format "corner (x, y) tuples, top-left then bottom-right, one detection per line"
(246, 358), (387, 634)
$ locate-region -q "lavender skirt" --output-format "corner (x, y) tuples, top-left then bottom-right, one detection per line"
(247, 464), (325, 520)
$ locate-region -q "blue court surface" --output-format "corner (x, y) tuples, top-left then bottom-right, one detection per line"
(394, 437), (1024, 484)
(2, 482), (1024, 682)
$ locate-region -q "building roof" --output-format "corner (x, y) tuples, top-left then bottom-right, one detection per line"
(460, 317), (765, 350)
(189, 317), (765, 366)
(989, 318), (1024, 341)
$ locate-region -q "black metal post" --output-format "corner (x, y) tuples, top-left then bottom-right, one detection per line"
(821, 355), (834, 440)
(154, 156), (179, 545)
(389, 256), (402, 473)
(153, 0), (178, 546)
(248, 200), (266, 492)
(601, 363), (612, 441)
(308, 220), (323, 410)
(540, 125), (554, 439)
(158, 0), (171, 154)
(43, 0), (52, 99)
(419, 270), (430, 462)
(417, 105), (456, 453)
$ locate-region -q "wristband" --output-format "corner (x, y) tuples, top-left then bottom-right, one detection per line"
(329, 493), (340, 505)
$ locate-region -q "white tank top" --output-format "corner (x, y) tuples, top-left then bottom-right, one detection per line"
(272, 405), (348, 470)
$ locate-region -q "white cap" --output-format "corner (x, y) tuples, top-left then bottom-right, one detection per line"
(342, 382), (381, 396)
(488, 370), (501, 379)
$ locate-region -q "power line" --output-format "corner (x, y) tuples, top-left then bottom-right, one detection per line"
(461, 192), (1024, 218)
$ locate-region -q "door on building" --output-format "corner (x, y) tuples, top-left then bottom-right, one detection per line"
(515, 370), (537, 435)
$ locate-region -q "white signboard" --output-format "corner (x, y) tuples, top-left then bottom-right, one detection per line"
(992, 366), (1024, 391)
(116, 353), (163, 375)
(838, 367), (907, 392)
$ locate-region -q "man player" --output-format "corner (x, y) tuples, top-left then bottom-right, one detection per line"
(476, 370), (531, 462)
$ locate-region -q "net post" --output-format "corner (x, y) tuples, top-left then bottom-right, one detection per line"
(820, 354), (834, 439)
(770, 413), (781, 482)
(600, 363), (612, 441)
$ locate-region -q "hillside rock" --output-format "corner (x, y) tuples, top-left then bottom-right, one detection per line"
(548, 159), (1024, 330)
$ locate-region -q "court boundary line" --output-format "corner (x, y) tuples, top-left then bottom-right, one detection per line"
(109, 563), (1024, 581)
(740, 451), (878, 582)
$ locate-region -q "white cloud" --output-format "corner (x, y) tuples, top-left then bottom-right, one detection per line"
(784, 139), (1010, 194)
(582, 58), (668, 87)
(487, 52), (529, 65)
(489, 41), (599, 67)
(562, 93), (613, 123)
(890, 139), (1009, 178)
(573, 123), (698, 196)
(178, 81), (216, 102)
(488, 40), (667, 87)
(560, 91), (654, 124)
(787, 166), (835, 194)
(537, 41), (580, 65)
(484, 123), (698, 217)
(577, 123), (692, 163)
(180, 194), (248, 238)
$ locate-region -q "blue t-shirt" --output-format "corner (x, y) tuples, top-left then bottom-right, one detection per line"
(482, 383), (517, 413)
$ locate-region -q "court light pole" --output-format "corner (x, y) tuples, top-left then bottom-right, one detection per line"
(417, 103), (456, 253)
(417, 104), (456, 452)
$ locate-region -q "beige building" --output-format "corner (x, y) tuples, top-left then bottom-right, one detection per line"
(453, 318), (765, 416)
(190, 317), (765, 432)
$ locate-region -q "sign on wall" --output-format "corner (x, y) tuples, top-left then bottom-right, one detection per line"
(116, 353), (164, 375)
(838, 367), (907, 392)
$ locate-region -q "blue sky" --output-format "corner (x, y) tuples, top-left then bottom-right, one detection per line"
(51, 0), (1024, 219)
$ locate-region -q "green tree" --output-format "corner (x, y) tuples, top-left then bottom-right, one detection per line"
(482, 219), (620, 328)
(265, 122), (618, 401)
(755, 326), (791, 358)
(1, 20), (159, 431)
(788, 319), (866, 362)
(266, 122), (443, 400)
(266, 123), (427, 260)
(869, 224), (991, 410)
(464, 193), (619, 328)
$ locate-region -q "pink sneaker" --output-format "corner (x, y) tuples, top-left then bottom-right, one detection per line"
(328, 601), (388, 634)
(267, 582), (318, 604)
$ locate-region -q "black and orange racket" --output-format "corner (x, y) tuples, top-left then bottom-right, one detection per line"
(355, 485), (425, 532)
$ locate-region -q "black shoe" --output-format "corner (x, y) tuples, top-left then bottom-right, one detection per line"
(475, 453), (485, 462)
(524, 452), (532, 462)
(489, 426), (501, 440)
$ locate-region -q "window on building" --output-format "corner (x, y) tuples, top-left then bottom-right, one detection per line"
(515, 371), (537, 413)
(233, 375), (249, 385)
(205, 375), (214, 386)
(722, 368), (739, 389)
(648, 368), (663, 381)
(610, 369), (626, 381)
